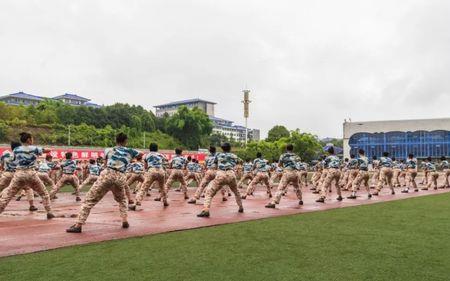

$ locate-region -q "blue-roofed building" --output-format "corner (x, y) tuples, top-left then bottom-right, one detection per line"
(0, 92), (45, 106)
(0, 92), (102, 108)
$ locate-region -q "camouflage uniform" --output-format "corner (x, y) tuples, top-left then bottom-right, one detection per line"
(269, 152), (303, 205)
(37, 161), (56, 191)
(203, 152), (243, 210)
(125, 161), (145, 202)
(270, 164), (283, 187)
(441, 160), (450, 188)
(244, 158), (271, 197)
(79, 164), (101, 190)
(311, 161), (323, 190)
(192, 153), (218, 200)
(75, 146), (139, 225)
(237, 162), (254, 189)
(185, 162), (201, 187)
(165, 155), (188, 198)
(51, 159), (80, 199)
(404, 158), (418, 192)
(350, 156), (370, 196)
(0, 146), (53, 215)
(297, 162), (308, 188)
(371, 159), (381, 188)
(344, 158), (359, 191)
(135, 152), (168, 206)
(375, 157), (394, 194)
(425, 162), (439, 190)
(319, 155), (342, 200)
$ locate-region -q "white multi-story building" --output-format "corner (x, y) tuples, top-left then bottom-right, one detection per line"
(0, 92), (101, 108)
(154, 98), (260, 142)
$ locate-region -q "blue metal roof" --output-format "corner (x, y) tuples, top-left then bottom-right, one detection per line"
(0, 92), (45, 101)
(52, 93), (90, 101)
(154, 98), (216, 108)
(85, 102), (102, 108)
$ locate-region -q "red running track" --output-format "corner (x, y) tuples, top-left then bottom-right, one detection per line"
(1, 180), (448, 257)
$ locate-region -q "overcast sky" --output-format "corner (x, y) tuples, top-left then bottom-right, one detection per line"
(1, 0), (449, 138)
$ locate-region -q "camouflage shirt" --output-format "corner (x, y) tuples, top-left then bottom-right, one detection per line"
(13, 145), (43, 170)
(37, 161), (52, 173)
(88, 164), (101, 176)
(1, 150), (16, 172)
(252, 158), (269, 173)
(243, 162), (253, 173)
(105, 146), (140, 173)
(61, 159), (78, 174)
(357, 156), (369, 171)
(279, 152), (301, 170)
(379, 157), (393, 168)
(170, 155), (187, 170)
(424, 162), (437, 172)
(128, 162), (144, 174)
(187, 162), (196, 172)
(145, 152), (167, 169)
(441, 160), (449, 170)
(406, 158), (417, 169)
(205, 153), (217, 169)
(214, 152), (238, 171)
(324, 155), (341, 169)
(347, 159), (359, 169)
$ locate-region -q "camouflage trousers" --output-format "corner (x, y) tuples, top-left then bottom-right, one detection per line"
(371, 169), (380, 187)
(422, 171), (429, 185)
(311, 171), (322, 187)
(51, 174), (80, 198)
(393, 168), (401, 187)
(76, 169), (128, 225)
(298, 171), (308, 187)
(339, 170), (349, 187)
(38, 172), (56, 190)
(245, 172), (271, 196)
(406, 169), (418, 190)
(270, 172), (282, 187)
(318, 169), (328, 188)
(344, 170), (358, 190)
(271, 170), (302, 204)
(136, 168), (166, 204)
(165, 170), (187, 194)
(193, 170), (217, 200)
(184, 172), (201, 187)
(126, 173), (145, 201)
(80, 175), (99, 190)
(376, 167), (394, 192)
(427, 172), (439, 189)
(444, 169), (450, 187)
(351, 170), (370, 193)
(203, 170), (242, 210)
(0, 169), (52, 213)
(237, 173), (253, 189)
(320, 168), (341, 199)
(0, 172), (34, 201)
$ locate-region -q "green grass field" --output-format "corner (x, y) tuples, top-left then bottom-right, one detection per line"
(2, 193), (450, 281)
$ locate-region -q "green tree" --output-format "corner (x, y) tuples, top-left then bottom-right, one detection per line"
(266, 125), (290, 142)
(166, 106), (213, 150)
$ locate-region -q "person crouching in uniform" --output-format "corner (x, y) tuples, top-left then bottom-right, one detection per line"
(237, 159), (254, 189)
(165, 148), (189, 199)
(79, 159), (101, 191)
(316, 146), (342, 203)
(37, 154), (57, 192)
(372, 152), (395, 196)
(66, 133), (141, 233)
(50, 152), (81, 202)
(242, 152), (271, 199)
(422, 157), (439, 190)
(440, 156), (450, 188)
(347, 149), (371, 199)
(0, 133), (54, 219)
(402, 154), (418, 193)
(197, 142), (243, 217)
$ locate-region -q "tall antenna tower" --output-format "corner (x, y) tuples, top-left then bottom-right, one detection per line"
(242, 89), (251, 145)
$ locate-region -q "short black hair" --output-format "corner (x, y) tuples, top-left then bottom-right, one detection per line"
(46, 154), (53, 161)
(358, 149), (365, 155)
(65, 152), (72, 159)
(382, 152), (389, 157)
(209, 146), (216, 154)
(441, 156), (446, 161)
(327, 146), (335, 154)
(350, 154), (355, 159)
(19, 132), (32, 143)
(344, 158), (349, 162)
(427, 156), (432, 161)
(187, 156), (192, 161)
(116, 132), (128, 144)
(10, 141), (21, 150)
(149, 143), (158, 152)
(256, 152), (262, 158)
(221, 142), (231, 152)
(372, 155), (377, 160)
(392, 157), (396, 161)
(245, 158), (250, 162)
(286, 144), (294, 152)
(175, 148), (182, 155)
(89, 159), (96, 164)
(408, 153), (414, 158)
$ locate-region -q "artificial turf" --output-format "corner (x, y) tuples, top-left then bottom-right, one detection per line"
(1, 192), (450, 281)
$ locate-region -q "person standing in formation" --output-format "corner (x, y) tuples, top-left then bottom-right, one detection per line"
(165, 148), (189, 200)
(347, 149), (371, 199)
(241, 152), (272, 199)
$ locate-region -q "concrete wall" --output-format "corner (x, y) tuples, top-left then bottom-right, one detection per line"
(343, 118), (450, 158)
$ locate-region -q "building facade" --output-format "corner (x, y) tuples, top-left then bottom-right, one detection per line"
(0, 92), (101, 108)
(154, 98), (260, 142)
(154, 98), (216, 117)
(343, 118), (450, 160)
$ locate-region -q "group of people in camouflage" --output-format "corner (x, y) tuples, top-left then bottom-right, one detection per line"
(1, 131), (449, 233)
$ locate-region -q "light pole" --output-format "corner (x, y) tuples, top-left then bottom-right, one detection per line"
(242, 89), (251, 146)
(68, 125), (71, 146)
